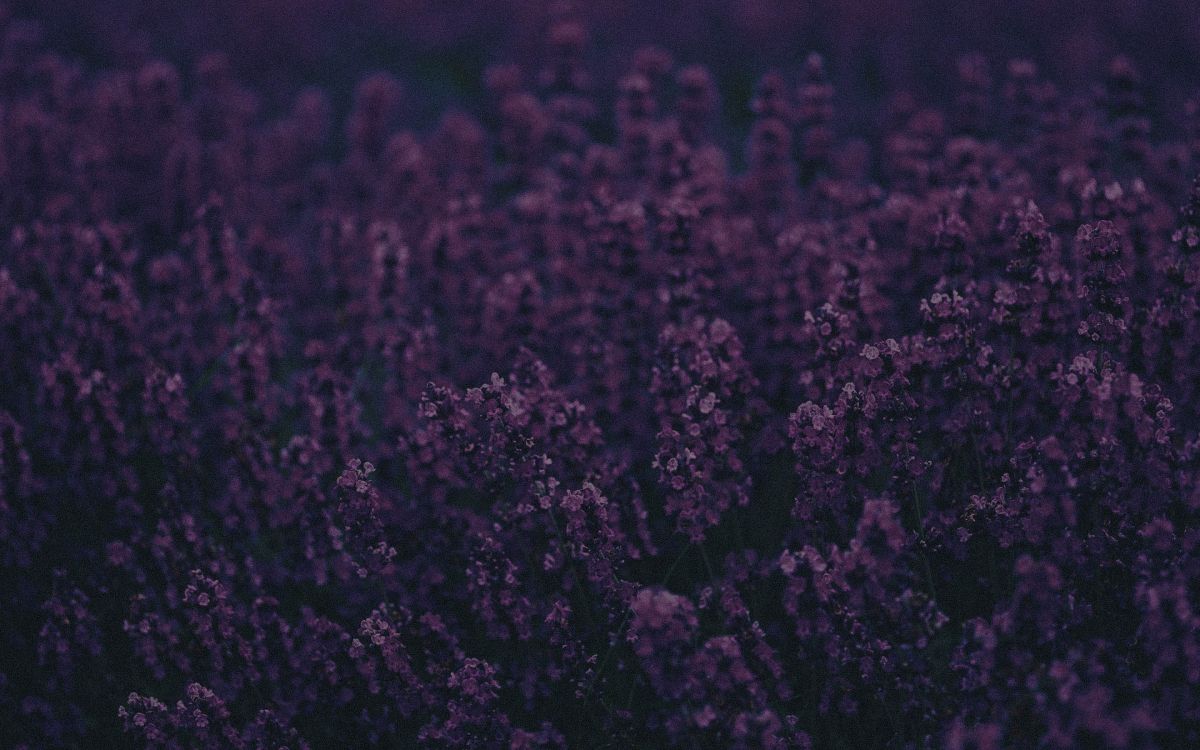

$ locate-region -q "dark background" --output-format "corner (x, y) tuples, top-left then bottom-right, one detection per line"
(13, 0), (1200, 138)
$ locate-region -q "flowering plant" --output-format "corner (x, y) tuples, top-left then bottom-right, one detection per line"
(3, 3), (1200, 748)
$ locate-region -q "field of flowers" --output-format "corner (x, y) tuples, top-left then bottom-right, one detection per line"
(3, 2), (1200, 747)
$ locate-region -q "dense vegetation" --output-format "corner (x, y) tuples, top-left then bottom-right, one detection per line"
(3, 3), (1200, 747)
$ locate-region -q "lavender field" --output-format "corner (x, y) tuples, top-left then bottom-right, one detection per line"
(3, 1), (1200, 747)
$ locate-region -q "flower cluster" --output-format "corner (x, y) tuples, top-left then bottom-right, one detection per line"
(4, 3), (1200, 748)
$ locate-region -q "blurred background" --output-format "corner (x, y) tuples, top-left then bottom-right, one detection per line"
(12, 0), (1200, 139)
